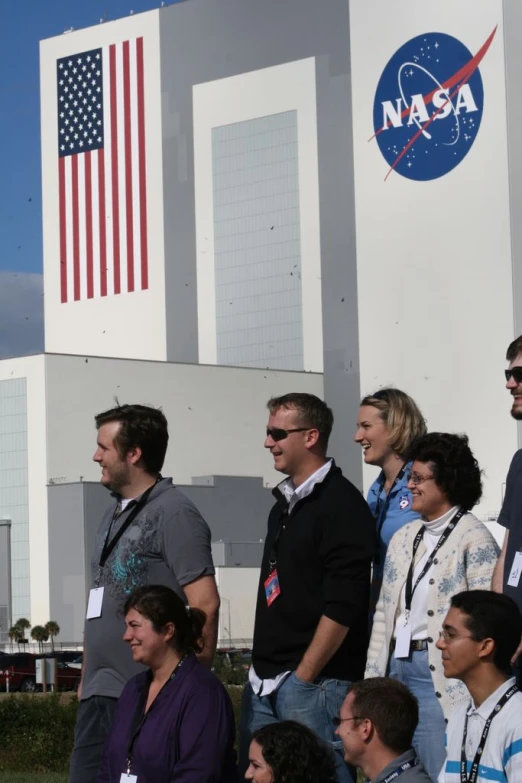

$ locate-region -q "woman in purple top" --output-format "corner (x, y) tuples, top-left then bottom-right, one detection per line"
(96, 585), (237, 783)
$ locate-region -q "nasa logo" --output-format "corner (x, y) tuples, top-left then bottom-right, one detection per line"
(372, 28), (497, 181)
(399, 496), (410, 510)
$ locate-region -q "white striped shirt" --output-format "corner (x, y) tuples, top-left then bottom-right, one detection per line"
(440, 678), (522, 783)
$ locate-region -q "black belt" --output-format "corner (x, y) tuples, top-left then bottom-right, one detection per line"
(391, 638), (428, 653)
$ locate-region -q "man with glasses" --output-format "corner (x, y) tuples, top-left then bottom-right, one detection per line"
(335, 678), (432, 783)
(239, 393), (375, 783)
(492, 335), (522, 686)
(437, 590), (522, 783)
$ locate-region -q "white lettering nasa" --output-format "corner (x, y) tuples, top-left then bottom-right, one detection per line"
(381, 85), (478, 130)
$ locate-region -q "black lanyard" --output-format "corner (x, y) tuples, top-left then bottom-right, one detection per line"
(460, 683), (518, 783)
(404, 507), (465, 614)
(381, 757), (419, 783)
(96, 481), (157, 586)
(268, 508), (288, 573)
(374, 465), (406, 565)
(126, 656), (186, 775)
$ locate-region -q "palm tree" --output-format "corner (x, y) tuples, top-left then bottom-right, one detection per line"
(14, 618), (31, 648)
(8, 625), (23, 652)
(45, 621), (60, 651)
(30, 625), (49, 654)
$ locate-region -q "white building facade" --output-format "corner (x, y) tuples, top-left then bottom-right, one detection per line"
(1, 0), (522, 642)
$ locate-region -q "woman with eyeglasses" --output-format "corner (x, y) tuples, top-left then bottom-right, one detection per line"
(245, 721), (337, 783)
(354, 388), (427, 607)
(96, 585), (237, 783)
(365, 433), (499, 782)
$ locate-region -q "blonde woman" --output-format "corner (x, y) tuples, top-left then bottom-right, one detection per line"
(354, 388), (426, 604)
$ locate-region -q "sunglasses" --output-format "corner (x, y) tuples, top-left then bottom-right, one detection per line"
(505, 368), (522, 383)
(265, 427), (310, 442)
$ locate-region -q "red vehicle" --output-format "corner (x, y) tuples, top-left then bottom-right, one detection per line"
(0, 653), (81, 692)
(0, 653), (37, 692)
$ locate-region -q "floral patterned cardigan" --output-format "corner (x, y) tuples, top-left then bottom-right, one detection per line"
(365, 511), (500, 718)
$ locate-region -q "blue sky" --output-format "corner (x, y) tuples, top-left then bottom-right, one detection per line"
(0, 0), (165, 356)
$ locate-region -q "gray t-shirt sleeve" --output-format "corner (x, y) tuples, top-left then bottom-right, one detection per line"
(161, 501), (215, 587)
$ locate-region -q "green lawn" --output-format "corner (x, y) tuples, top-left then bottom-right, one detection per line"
(0, 776), (67, 783)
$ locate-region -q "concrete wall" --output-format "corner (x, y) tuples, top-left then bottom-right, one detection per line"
(348, 0), (517, 532)
(216, 567), (259, 647)
(44, 353), (323, 488)
(48, 483), (87, 645)
(0, 356), (48, 625)
(158, 0), (360, 479)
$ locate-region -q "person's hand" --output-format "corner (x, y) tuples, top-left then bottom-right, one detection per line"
(510, 637), (522, 667)
(77, 679), (83, 701)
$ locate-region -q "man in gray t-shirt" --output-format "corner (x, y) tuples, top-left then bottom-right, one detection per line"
(69, 404), (219, 783)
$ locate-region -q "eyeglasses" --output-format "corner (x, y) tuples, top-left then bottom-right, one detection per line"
(505, 368), (522, 383)
(333, 716), (365, 726)
(407, 471), (435, 486)
(265, 427), (310, 442)
(438, 630), (474, 643)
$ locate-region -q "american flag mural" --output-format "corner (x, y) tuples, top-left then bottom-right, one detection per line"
(57, 38), (148, 303)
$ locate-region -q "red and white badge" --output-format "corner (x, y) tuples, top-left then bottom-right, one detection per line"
(264, 570), (281, 606)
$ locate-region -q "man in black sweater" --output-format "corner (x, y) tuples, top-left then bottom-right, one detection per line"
(240, 393), (375, 783)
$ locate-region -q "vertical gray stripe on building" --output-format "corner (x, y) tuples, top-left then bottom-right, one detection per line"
(503, 0), (522, 447)
(212, 111), (304, 370)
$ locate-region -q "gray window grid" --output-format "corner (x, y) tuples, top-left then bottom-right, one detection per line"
(212, 111), (304, 371)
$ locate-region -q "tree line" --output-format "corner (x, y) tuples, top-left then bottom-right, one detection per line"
(8, 619), (60, 653)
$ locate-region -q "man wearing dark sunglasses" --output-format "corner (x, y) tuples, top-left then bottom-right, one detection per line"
(239, 392), (375, 783)
(492, 335), (522, 688)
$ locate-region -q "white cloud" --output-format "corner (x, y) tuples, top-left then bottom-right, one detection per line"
(0, 271), (44, 358)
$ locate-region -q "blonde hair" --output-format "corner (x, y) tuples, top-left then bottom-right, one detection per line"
(360, 387), (426, 459)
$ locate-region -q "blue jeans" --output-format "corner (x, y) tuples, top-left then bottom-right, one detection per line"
(389, 651), (446, 782)
(239, 672), (354, 783)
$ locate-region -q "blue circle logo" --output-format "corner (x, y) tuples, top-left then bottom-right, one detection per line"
(372, 29), (496, 181)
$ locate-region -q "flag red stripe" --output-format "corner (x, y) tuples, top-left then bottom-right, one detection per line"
(123, 40), (135, 292)
(110, 44), (121, 295)
(98, 149), (107, 297)
(85, 152), (94, 299)
(59, 157), (68, 303)
(71, 155), (80, 301)
(136, 36), (148, 290)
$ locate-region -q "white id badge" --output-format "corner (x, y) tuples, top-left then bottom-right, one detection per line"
(508, 552), (522, 587)
(119, 775), (137, 783)
(394, 623), (412, 659)
(86, 587), (104, 619)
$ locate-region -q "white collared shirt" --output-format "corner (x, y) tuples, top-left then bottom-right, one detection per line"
(279, 459), (333, 513)
(440, 677), (522, 783)
(249, 459), (333, 696)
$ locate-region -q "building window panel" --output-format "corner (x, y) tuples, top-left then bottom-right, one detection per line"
(212, 111), (303, 371)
